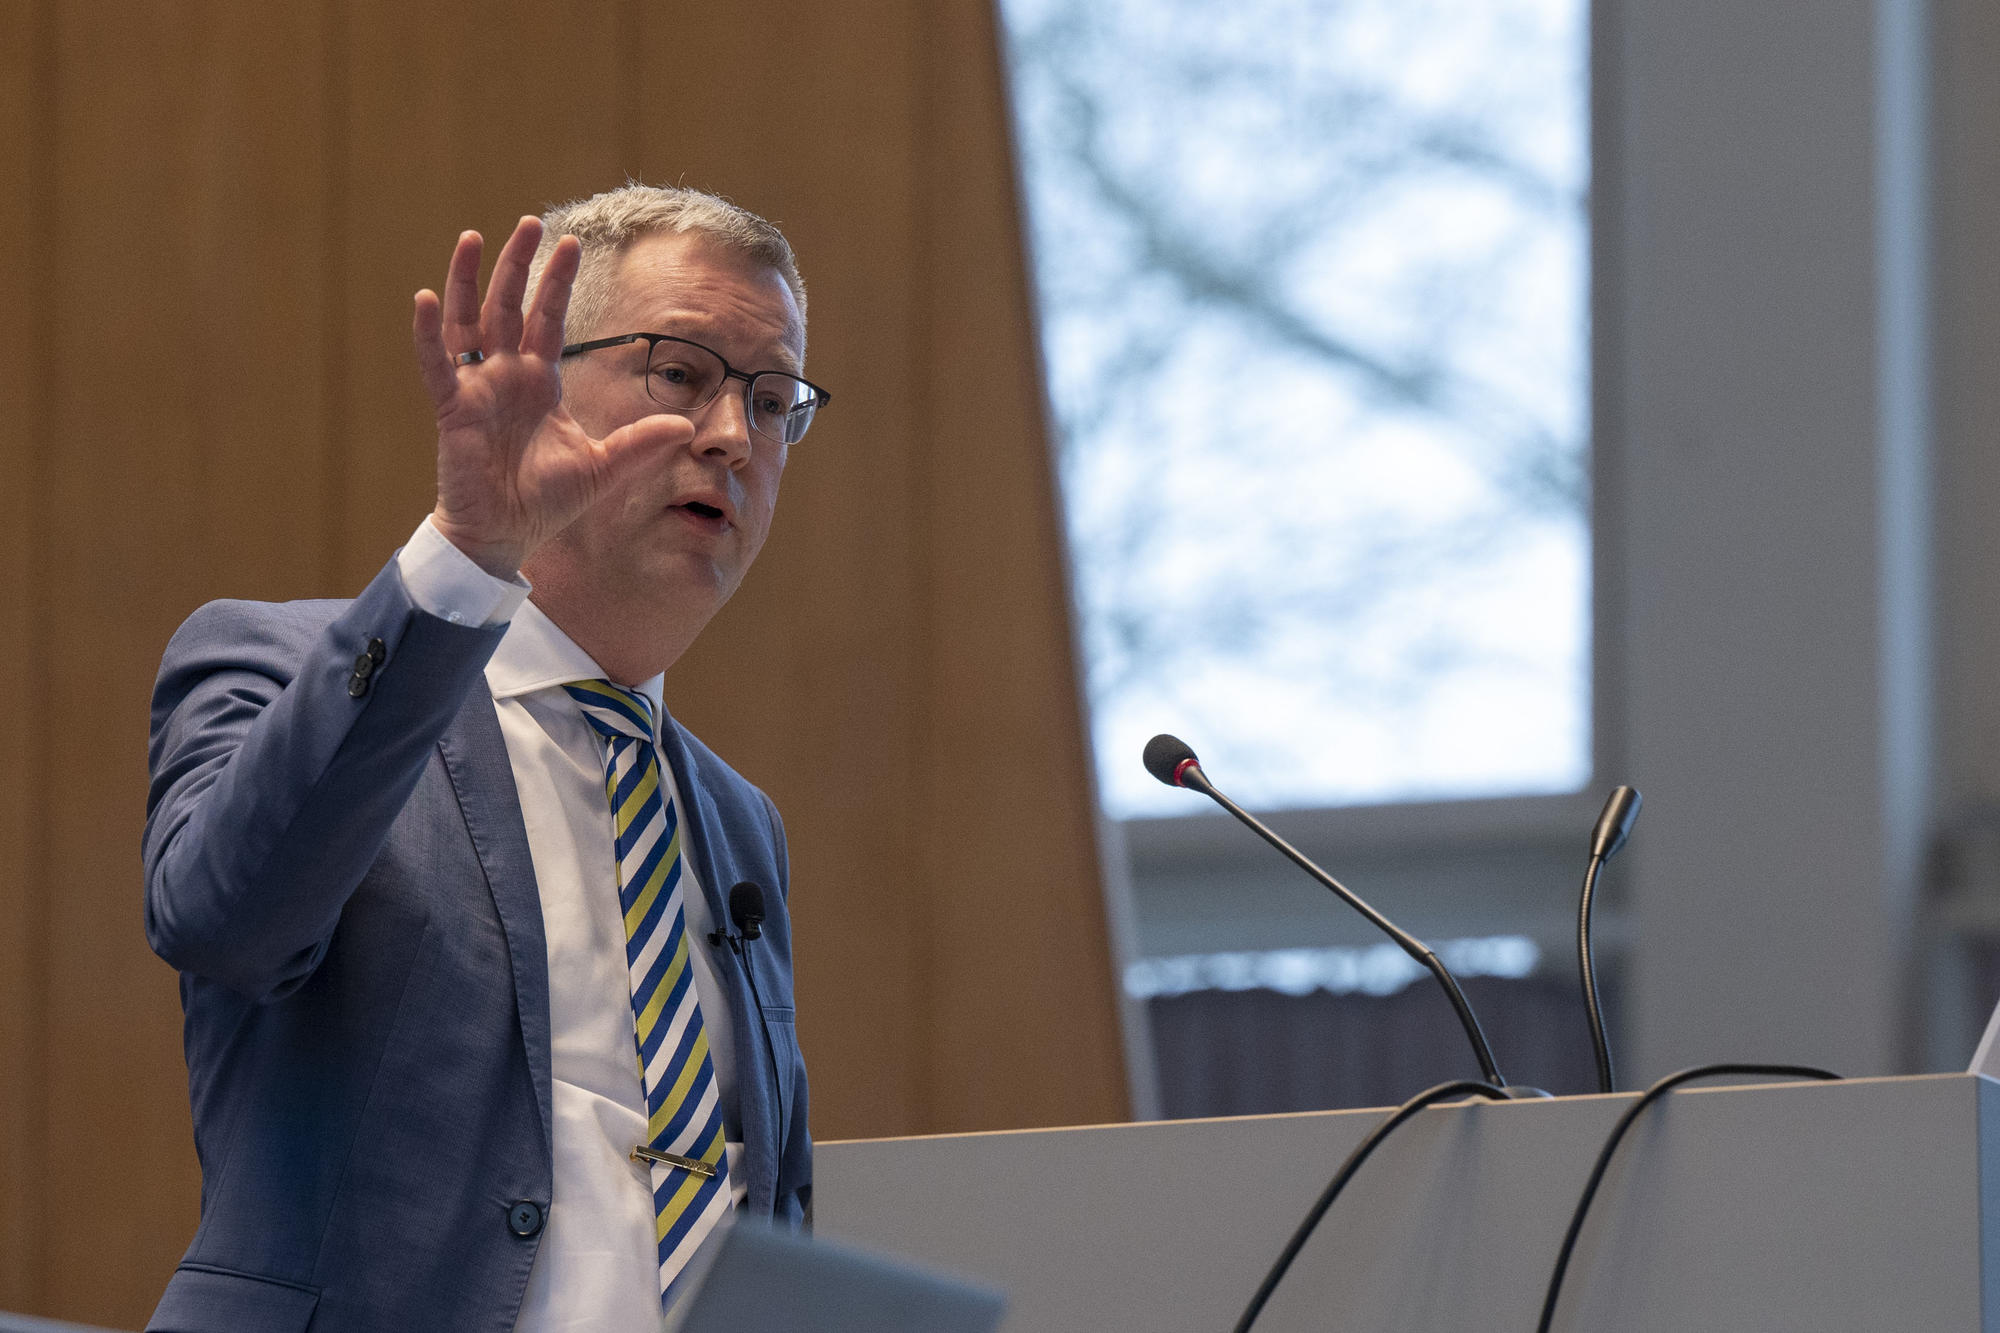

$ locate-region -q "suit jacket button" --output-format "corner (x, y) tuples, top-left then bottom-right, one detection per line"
(347, 673), (369, 699)
(366, 637), (386, 666)
(507, 1200), (545, 1237)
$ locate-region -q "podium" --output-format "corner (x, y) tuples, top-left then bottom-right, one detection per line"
(817, 1073), (2000, 1330)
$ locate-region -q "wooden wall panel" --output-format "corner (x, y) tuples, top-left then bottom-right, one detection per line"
(40, 5), (335, 1323)
(334, 2), (634, 590)
(913, 5), (1128, 1130)
(0, 0), (48, 1313)
(645, 1), (936, 1139)
(6, 2), (1128, 1323)
(643, 0), (1128, 1137)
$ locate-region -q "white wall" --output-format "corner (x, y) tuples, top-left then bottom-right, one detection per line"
(1606, 0), (2000, 1082)
(1607, 0), (1928, 1079)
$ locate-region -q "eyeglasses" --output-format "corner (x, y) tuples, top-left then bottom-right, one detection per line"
(559, 332), (831, 445)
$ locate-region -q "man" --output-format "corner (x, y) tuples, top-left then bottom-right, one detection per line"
(141, 184), (824, 1331)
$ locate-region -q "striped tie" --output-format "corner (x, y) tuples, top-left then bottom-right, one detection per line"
(562, 680), (732, 1309)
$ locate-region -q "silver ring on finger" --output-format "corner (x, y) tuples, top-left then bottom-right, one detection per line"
(454, 350), (486, 366)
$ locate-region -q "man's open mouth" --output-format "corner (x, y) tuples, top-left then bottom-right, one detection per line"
(678, 501), (725, 522)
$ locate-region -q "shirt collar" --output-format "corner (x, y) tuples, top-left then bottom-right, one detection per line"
(484, 598), (666, 719)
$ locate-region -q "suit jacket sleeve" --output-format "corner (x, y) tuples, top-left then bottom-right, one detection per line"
(143, 557), (506, 1002)
(765, 788), (813, 1227)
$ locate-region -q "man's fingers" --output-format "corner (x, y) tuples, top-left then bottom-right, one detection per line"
(412, 290), (459, 405)
(481, 216), (542, 353)
(441, 231), (485, 356)
(523, 236), (580, 361)
(598, 412), (698, 486)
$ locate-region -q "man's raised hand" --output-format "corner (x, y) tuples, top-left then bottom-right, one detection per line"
(411, 216), (694, 579)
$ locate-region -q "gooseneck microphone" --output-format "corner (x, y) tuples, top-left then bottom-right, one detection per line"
(1143, 734), (1509, 1089)
(1588, 785), (1642, 863)
(1576, 786), (1641, 1093)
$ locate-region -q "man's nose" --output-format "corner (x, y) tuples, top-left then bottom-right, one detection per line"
(691, 383), (753, 468)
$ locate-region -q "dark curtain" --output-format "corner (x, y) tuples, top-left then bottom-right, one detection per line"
(1148, 974), (1620, 1117)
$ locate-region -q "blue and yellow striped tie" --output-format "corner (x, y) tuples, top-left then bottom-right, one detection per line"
(563, 680), (732, 1309)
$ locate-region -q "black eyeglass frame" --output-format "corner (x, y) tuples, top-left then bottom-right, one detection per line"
(559, 331), (832, 444)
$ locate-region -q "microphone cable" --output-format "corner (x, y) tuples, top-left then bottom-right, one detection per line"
(1533, 1062), (1841, 1332)
(1230, 1080), (1508, 1333)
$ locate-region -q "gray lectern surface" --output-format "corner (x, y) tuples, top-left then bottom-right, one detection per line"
(817, 1073), (2000, 1332)
(669, 1220), (1005, 1333)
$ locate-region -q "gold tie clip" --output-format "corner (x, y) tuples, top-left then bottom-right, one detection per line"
(631, 1145), (718, 1179)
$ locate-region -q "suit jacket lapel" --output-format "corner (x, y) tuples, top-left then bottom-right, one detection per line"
(429, 686), (771, 1206)
(436, 684), (554, 1157)
(656, 715), (780, 1214)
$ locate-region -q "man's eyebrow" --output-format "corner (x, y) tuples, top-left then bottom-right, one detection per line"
(640, 316), (803, 375)
(747, 335), (805, 378)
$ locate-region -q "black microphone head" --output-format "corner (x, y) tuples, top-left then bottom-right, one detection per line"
(1143, 734), (1201, 788)
(729, 881), (766, 940)
(1589, 786), (1643, 861)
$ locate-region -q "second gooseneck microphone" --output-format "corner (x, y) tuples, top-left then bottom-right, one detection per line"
(1577, 786), (1641, 1093)
(1143, 734), (1510, 1090)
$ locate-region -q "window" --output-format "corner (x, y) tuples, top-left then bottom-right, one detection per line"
(999, 0), (1591, 818)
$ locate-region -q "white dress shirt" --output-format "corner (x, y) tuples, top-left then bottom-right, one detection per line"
(397, 518), (744, 1331)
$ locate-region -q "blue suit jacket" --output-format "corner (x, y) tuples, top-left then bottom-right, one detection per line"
(140, 559), (811, 1332)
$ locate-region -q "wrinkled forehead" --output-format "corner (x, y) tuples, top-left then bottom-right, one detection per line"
(600, 232), (806, 373)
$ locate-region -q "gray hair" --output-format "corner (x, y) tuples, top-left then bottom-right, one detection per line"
(526, 183), (807, 346)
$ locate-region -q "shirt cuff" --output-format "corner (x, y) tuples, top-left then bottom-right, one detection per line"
(398, 516), (531, 628)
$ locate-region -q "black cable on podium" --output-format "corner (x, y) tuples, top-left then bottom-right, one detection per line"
(1230, 1080), (1508, 1333)
(1533, 1062), (1841, 1332)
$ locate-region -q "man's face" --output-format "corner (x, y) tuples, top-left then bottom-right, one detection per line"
(528, 231), (805, 638)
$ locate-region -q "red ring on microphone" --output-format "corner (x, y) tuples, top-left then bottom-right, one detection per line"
(1172, 757), (1201, 787)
